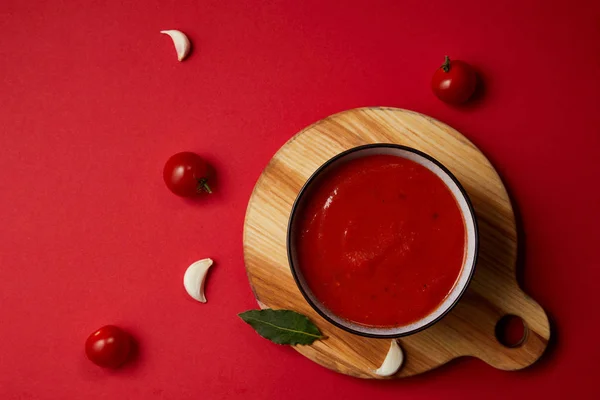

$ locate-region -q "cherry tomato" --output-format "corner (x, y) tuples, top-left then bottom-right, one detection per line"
(85, 325), (133, 368)
(431, 56), (477, 104)
(163, 152), (212, 197)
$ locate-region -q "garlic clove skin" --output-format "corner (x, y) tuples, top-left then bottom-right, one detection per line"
(160, 30), (191, 61)
(183, 258), (213, 302)
(374, 340), (404, 377)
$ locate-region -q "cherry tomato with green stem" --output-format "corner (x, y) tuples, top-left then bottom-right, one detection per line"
(163, 152), (213, 197)
(431, 56), (477, 105)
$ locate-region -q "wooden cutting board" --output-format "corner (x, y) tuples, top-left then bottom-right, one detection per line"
(242, 107), (550, 378)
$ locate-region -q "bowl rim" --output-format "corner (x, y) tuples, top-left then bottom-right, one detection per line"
(286, 143), (479, 338)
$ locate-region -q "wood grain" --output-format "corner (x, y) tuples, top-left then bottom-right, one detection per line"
(243, 107), (550, 378)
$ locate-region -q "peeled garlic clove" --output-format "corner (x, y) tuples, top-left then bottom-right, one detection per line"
(183, 258), (213, 302)
(256, 299), (268, 310)
(160, 30), (191, 61)
(374, 340), (404, 377)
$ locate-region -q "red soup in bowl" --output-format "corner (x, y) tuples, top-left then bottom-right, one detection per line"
(288, 144), (478, 338)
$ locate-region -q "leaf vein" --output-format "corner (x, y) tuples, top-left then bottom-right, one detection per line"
(244, 316), (322, 338)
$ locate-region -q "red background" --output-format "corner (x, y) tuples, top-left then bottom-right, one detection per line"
(1, 1), (599, 399)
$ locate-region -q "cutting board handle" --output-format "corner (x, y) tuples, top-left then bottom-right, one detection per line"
(472, 286), (551, 371)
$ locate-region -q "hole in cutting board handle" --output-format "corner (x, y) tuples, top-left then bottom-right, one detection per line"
(495, 315), (528, 348)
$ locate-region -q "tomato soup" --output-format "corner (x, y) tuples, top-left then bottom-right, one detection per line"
(294, 154), (466, 327)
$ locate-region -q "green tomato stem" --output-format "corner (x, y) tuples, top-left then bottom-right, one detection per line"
(441, 55), (450, 73)
(197, 178), (212, 194)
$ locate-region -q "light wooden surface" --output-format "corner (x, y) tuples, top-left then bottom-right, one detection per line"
(242, 107), (550, 379)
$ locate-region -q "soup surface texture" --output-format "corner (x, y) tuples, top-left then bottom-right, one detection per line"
(294, 154), (466, 327)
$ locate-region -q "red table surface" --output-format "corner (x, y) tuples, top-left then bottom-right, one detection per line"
(1, 1), (599, 399)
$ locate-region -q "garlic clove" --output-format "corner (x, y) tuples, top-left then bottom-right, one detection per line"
(256, 299), (268, 310)
(183, 258), (213, 302)
(374, 340), (404, 377)
(160, 30), (191, 61)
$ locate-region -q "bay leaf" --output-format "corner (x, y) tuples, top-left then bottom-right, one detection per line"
(238, 309), (323, 345)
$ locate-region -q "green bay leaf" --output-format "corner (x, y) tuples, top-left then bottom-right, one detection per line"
(238, 309), (323, 345)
